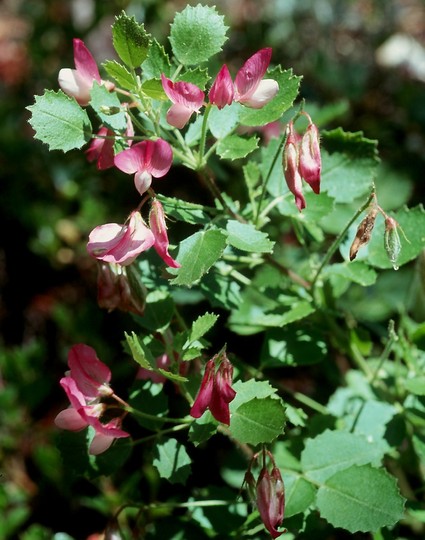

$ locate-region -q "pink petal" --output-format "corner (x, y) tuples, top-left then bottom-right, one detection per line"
(147, 139), (173, 178)
(58, 68), (92, 106)
(89, 432), (115, 455)
(134, 170), (152, 195)
(190, 360), (215, 419)
(84, 414), (129, 438)
(161, 74), (205, 110)
(114, 143), (147, 174)
(209, 64), (235, 109)
(235, 48), (272, 101)
(299, 123), (321, 194)
(54, 407), (88, 431)
(240, 79), (279, 109)
(68, 343), (112, 398)
(73, 38), (101, 84)
(60, 376), (87, 410)
(86, 127), (115, 170)
(87, 212), (155, 266)
(166, 103), (194, 129)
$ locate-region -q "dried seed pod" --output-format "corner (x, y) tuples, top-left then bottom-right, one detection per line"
(349, 206), (378, 261)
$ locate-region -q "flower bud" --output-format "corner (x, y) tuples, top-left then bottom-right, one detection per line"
(283, 122), (305, 211)
(384, 216), (402, 270)
(299, 121), (321, 194)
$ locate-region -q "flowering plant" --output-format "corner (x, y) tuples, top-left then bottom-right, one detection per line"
(26, 4), (425, 538)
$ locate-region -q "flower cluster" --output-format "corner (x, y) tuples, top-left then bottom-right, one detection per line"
(282, 112), (321, 211)
(54, 344), (129, 455)
(161, 48), (279, 128)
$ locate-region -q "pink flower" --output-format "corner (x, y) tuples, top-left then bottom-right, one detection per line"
(283, 122), (305, 211)
(209, 64), (234, 109)
(55, 376), (129, 455)
(58, 38), (113, 106)
(149, 199), (181, 268)
(86, 126), (115, 170)
(137, 353), (171, 384)
(256, 463), (285, 539)
(67, 343), (113, 399)
(87, 210), (155, 266)
(86, 112), (134, 171)
(190, 351), (236, 425)
(114, 139), (173, 195)
(161, 74), (205, 128)
(234, 48), (279, 109)
(282, 115), (322, 211)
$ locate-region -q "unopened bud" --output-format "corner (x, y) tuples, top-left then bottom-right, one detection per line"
(349, 206), (378, 261)
(384, 216), (402, 270)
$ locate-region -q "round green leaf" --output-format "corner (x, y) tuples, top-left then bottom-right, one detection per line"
(169, 5), (228, 65)
(316, 464), (405, 532)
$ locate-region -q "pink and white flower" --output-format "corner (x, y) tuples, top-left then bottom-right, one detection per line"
(161, 74), (205, 128)
(149, 199), (181, 268)
(87, 210), (155, 266)
(67, 343), (113, 399)
(58, 38), (113, 106)
(209, 48), (278, 110)
(114, 139), (173, 195)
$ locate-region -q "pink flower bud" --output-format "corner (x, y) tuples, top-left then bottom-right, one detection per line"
(256, 464), (285, 539)
(149, 199), (181, 268)
(209, 64), (234, 109)
(384, 216), (402, 270)
(282, 122), (305, 211)
(299, 121), (321, 194)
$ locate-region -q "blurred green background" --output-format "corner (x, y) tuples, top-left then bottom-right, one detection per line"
(1, 0), (424, 538)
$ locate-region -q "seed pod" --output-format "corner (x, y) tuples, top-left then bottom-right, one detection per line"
(349, 206), (378, 261)
(384, 216), (402, 270)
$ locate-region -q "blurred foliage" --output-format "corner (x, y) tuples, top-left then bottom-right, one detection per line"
(1, 0), (424, 538)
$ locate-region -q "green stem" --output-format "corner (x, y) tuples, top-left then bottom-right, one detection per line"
(254, 132), (286, 227)
(198, 104), (212, 168)
(132, 423), (190, 445)
(123, 404), (191, 425)
(310, 190), (375, 299)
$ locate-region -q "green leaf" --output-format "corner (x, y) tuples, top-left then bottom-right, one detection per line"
(189, 412), (218, 446)
(178, 67), (210, 89)
(283, 472), (316, 518)
(316, 465), (405, 532)
(169, 4), (228, 65)
(102, 60), (137, 90)
(260, 326), (328, 367)
(324, 261), (378, 287)
(124, 331), (153, 369)
(199, 263), (243, 310)
(142, 38), (171, 79)
(216, 134), (259, 160)
(301, 430), (384, 484)
(140, 78), (166, 100)
(129, 380), (169, 430)
(90, 82), (128, 132)
(136, 290), (175, 332)
(405, 377), (425, 396)
(27, 90), (92, 152)
(208, 103), (240, 139)
(320, 129), (379, 203)
(153, 439), (192, 484)
(230, 379), (281, 409)
(170, 228), (228, 286)
(228, 288), (315, 335)
(157, 194), (212, 225)
(230, 397), (286, 445)
(189, 313), (219, 343)
(226, 220), (274, 253)
(238, 68), (302, 127)
(366, 206), (425, 269)
(112, 11), (151, 68)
